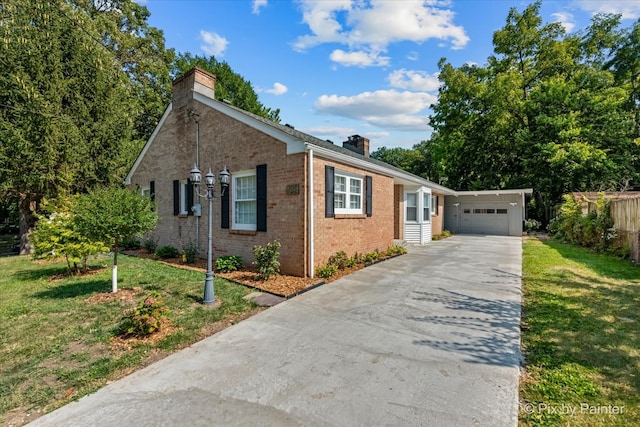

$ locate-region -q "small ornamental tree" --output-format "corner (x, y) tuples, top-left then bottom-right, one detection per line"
(32, 198), (109, 273)
(74, 186), (158, 292)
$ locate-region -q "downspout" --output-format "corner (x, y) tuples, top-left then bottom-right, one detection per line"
(308, 147), (314, 278)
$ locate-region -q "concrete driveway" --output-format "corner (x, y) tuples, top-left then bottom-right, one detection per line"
(30, 235), (522, 426)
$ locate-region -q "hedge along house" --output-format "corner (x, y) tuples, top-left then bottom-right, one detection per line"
(125, 67), (453, 277)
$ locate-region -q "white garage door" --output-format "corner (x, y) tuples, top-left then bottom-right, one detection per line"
(460, 205), (509, 235)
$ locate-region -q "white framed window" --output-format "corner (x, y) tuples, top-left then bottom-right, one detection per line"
(141, 187), (151, 198)
(232, 170), (256, 230)
(431, 195), (438, 215)
(406, 193), (417, 221)
(335, 172), (363, 214)
(423, 193), (431, 222)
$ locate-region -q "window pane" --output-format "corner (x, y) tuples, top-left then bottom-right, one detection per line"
(350, 178), (361, 194)
(350, 194), (361, 209)
(497, 208), (508, 214)
(407, 207), (417, 221)
(335, 175), (346, 192)
(235, 176), (256, 200)
(406, 193), (416, 207)
(235, 200), (256, 224)
(334, 193), (346, 209)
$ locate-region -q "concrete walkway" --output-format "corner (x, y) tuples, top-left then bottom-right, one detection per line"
(30, 235), (523, 426)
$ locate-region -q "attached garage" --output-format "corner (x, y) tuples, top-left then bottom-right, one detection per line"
(444, 189), (533, 237)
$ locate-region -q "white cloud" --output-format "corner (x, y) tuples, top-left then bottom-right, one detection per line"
(574, 0), (640, 19)
(252, 0), (267, 14)
(329, 49), (390, 67)
(200, 30), (228, 56)
(407, 51), (420, 61)
(265, 82), (288, 95)
(388, 69), (441, 92)
(552, 12), (575, 33)
(314, 90), (436, 131)
(293, 0), (469, 66)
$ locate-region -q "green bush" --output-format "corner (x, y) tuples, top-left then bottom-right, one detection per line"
(253, 241), (281, 280)
(183, 241), (198, 264)
(144, 237), (158, 254)
(385, 244), (407, 256)
(155, 245), (180, 259)
(216, 255), (243, 272)
(362, 250), (381, 264)
(316, 264), (338, 278)
(118, 291), (170, 338)
(120, 235), (141, 250)
(31, 199), (109, 273)
(328, 251), (350, 269)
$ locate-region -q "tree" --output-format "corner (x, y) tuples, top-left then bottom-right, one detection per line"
(31, 198), (109, 273)
(172, 53), (281, 122)
(74, 186), (158, 293)
(0, 0), (172, 254)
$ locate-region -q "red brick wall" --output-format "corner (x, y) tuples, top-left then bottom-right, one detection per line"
(394, 185), (404, 239)
(312, 156), (395, 269)
(431, 192), (444, 235)
(130, 99), (307, 276)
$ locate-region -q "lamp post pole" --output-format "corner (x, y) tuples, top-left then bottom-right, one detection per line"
(203, 174), (215, 304)
(190, 165), (230, 305)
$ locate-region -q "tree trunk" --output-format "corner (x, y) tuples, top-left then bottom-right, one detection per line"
(18, 194), (37, 255)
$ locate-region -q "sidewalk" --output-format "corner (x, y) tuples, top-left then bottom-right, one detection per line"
(30, 235), (522, 426)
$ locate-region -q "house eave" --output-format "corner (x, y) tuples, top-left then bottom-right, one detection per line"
(452, 188), (534, 197)
(305, 143), (456, 194)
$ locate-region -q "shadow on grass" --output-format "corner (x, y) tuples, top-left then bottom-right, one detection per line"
(33, 279), (111, 299)
(542, 239), (640, 281)
(13, 265), (71, 281)
(409, 288), (522, 367)
(525, 240), (640, 394)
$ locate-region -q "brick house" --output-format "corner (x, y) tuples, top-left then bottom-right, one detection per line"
(125, 68), (460, 277)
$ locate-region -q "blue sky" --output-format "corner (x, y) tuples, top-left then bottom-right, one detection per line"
(140, 0), (640, 151)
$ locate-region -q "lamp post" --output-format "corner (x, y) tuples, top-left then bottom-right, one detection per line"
(190, 164), (230, 304)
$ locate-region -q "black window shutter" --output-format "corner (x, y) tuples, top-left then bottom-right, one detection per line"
(366, 175), (372, 217)
(435, 195), (439, 215)
(221, 185), (230, 229)
(150, 181), (155, 203)
(173, 180), (180, 215)
(186, 178), (194, 216)
(256, 164), (267, 232)
(325, 166), (334, 218)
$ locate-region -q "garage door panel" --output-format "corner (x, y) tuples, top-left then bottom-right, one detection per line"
(461, 204), (509, 235)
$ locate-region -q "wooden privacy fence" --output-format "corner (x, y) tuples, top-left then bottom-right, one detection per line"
(610, 197), (640, 263)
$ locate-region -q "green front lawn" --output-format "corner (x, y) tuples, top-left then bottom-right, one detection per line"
(521, 238), (640, 426)
(0, 254), (258, 425)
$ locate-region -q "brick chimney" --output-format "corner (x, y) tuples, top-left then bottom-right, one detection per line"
(171, 67), (216, 109)
(342, 135), (370, 157)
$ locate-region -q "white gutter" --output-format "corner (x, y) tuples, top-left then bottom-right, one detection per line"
(308, 148), (314, 278)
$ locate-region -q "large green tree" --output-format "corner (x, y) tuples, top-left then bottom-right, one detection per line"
(172, 53), (281, 123)
(0, 0), (172, 253)
(391, 2), (639, 223)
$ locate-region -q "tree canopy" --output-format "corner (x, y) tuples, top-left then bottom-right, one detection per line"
(373, 1), (640, 222)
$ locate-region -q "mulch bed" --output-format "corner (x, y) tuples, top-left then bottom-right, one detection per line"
(119, 249), (400, 298)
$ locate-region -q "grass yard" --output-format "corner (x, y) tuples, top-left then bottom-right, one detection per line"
(0, 253), (260, 426)
(521, 237), (640, 426)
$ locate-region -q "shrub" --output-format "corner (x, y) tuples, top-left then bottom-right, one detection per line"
(328, 251), (350, 270)
(524, 218), (542, 232)
(118, 291), (170, 338)
(120, 235), (141, 250)
(143, 237), (158, 254)
(155, 245), (180, 259)
(316, 263), (338, 278)
(183, 241), (198, 264)
(31, 199), (109, 273)
(216, 255), (243, 272)
(386, 244), (407, 256)
(253, 241), (281, 280)
(363, 250), (381, 264)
